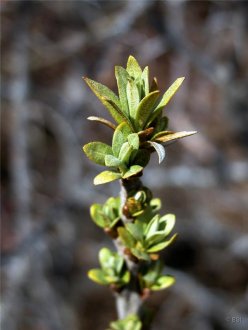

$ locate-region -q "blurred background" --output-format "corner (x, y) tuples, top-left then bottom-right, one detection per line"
(1, 1), (248, 329)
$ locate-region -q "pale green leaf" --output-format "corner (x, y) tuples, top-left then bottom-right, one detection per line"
(126, 80), (140, 121)
(147, 233), (178, 252)
(88, 269), (109, 285)
(115, 66), (130, 116)
(127, 133), (139, 150)
(105, 155), (123, 167)
(151, 275), (175, 291)
(112, 122), (133, 157)
(141, 66), (149, 95)
(94, 171), (121, 185)
(155, 77), (185, 112)
(118, 227), (136, 248)
(90, 204), (105, 228)
(126, 222), (143, 242)
(118, 142), (133, 164)
(84, 77), (124, 124)
(126, 55), (142, 78)
(135, 90), (160, 130)
(122, 165), (143, 179)
(99, 248), (115, 269)
(159, 213), (176, 236)
(148, 141), (166, 164)
(83, 142), (112, 166)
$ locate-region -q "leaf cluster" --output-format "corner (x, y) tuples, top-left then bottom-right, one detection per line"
(88, 248), (130, 289)
(83, 56), (196, 184)
(107, 314), (142, 330)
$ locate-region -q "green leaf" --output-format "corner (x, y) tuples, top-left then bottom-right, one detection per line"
(90, 204), (105, 228)
(122, 165), (143, 179)
(126, 222), (144, 242)
(135, 91), (160, 130)
(99, 248), (115, 269)
(131, 248), (150, 261)
(141, 66), (149, 95)
(112, 122), (133, 157)
(102, 97), (130, 125)
(126, 55), (142, 78)
(159, 213), (176, 236)
(115, 66), (130, 117)
(155, 77), (185, 112)
(147, 233), (177, 252)
(88, 269), (109, 285)
(153, 130), (197, 143)
(84, 77), (125, 124)
(119, 142), (133, 164)
(87, 116), (116, 130)
(127, 133), (139, 150)
(126, 80), (140, 122)
(148, 141), (166, 164)
(144, 214), (160, 239)
(118, 227), (136, 248)
(94, 171), (121, 185)
(152, 116), (169, 135)
(105, 155), (123, 167)
(150, 275), (175, 291)
(83, 142), (112, 166)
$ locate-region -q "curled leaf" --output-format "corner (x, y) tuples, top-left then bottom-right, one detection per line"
(148, 141), (166, 164)
(87, 116), (116, 130)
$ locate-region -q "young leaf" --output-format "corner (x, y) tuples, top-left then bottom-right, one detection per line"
(118, 142), (133, 164)
(135, 90), (160, 130)
(118, 227), (136, 248)
(122, 165), (143, 179)
(153, 130), (197, 143)
(141, 66), (149, 96)
(112, 122), (133, 157)
(159, 214), (176, 236)
(148, 141), (166, 164)
(90, 204), (105, 228)
(115, 66), (130, 117)
(99, 248), (114, 269)
(126, 80), (140, 122)
(83, 142), (112, 166)
(84, 77), (124, 124)
(126, 222), (144, 242)
(88, 269), (109, 285)
(87, 116), (116, 130)
(150, 275), (175, 291)
(155, 77), (185, 112)
(126, 55), (142, 78)
(105, 155), (123, 167)
(127, 133), (139, 150)
(147, 233), (178, 253)
(94, 171), (122, 185)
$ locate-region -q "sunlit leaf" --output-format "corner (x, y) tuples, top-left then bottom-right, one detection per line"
(115, 66), (130, 117)
(105, 155), (123, 167)
(141, 66), (149, 95)
(135, 91), (160, 130)
(155, 77), (185, 112)
(122, 165), (143, 179)
(127, 133), (139, 150)
(153, 130), (197, 143)
(126, 80), (140, 122)
(84, 77), (125, 124)
(150, 275), (175, 291)
(147, 234), (178, 252)
(112, 122), (133, 157)
(148, 141), (166, 164)
(126, 55), (142, 78)
(87, 116), (116, 130)
(83, 142), (112, 166)
(94, 171), (121, 185)
(88, 269), (108, 285)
